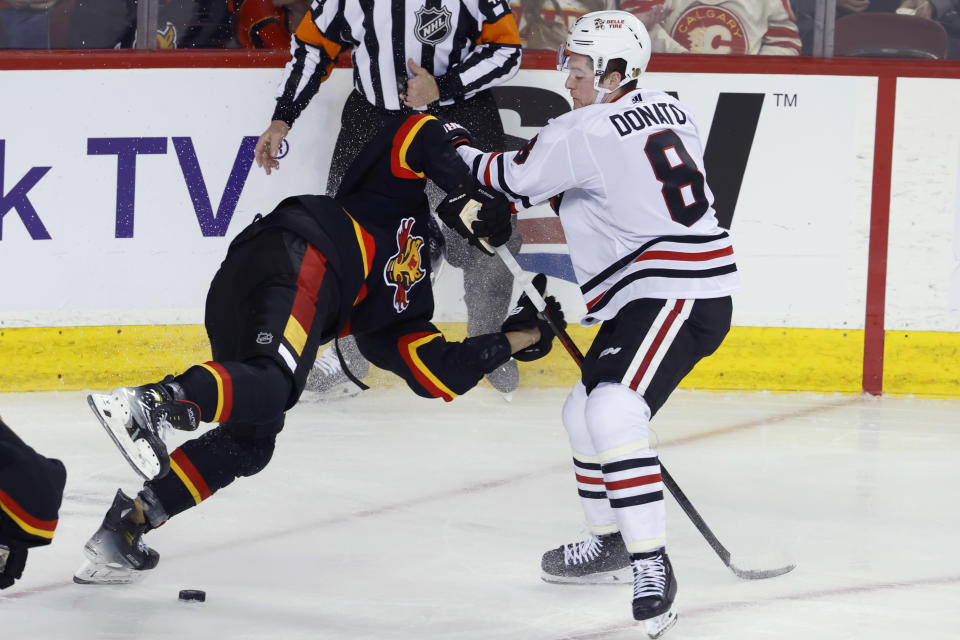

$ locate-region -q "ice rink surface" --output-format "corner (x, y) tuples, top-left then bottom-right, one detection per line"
(1, 387), (958, 639)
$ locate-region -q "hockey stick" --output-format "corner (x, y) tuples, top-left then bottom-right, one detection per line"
(495, 245), (795, 580)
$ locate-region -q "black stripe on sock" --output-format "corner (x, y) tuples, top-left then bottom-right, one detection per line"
(573, 457), (601, 471)
(609, 490), (664, 509)
(602, 457), (659, 474)
(578, 489), (607, 500)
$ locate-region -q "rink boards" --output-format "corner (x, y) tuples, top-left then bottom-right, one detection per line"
(0, 54), (958, 395)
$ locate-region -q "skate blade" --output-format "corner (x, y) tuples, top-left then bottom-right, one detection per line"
(642, 608), (678, 639)
(73, 559), (145, 585)
(540, 566), (632, 585)
(299, 381), (364, 403)
(88, 393), (165, 480)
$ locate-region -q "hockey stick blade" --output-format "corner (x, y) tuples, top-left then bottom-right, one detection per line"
(494, 246), (796, 581)
(661, 465), (796, 580)
(727, 561), (796, 580)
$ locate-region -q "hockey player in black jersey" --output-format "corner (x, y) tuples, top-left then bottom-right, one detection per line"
(74, 113), (564, 585)
(0, 417), (67, 590)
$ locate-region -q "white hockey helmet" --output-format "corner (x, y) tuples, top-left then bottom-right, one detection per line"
(558, 10), (652, 90)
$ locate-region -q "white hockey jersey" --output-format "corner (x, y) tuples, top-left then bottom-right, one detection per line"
(457, 88), (739, 326)
(658, 0), (801, 55)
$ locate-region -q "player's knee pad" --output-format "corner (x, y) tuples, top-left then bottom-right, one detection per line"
(561, 381), (594, 454)
(223, 422), (280, 477)
(584, 382), (652, 456)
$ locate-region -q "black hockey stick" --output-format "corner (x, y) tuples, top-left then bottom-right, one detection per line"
(495, 246), (795, 580)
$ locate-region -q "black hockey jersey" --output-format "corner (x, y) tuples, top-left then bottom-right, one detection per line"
(0, 419), (65, 548)
(256, 114), (512, 401)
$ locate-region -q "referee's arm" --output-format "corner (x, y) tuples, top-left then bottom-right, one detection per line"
(272, 13), (347, 128)
(254, 4), (347, 174)
(435, 9), (522, 102)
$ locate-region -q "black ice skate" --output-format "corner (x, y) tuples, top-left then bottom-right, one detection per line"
(541, 531), (631, 584)
(632, 549), (678, 639)
(73, 490), (159, 585)
(87, 377), (198, 480)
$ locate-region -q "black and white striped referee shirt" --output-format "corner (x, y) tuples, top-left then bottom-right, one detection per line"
(272, 0), (522, 125)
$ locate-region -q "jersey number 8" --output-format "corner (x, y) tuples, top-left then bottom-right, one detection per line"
(644, 130), (709, 227)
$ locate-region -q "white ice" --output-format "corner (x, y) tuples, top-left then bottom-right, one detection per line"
(1, 387), (958, 639)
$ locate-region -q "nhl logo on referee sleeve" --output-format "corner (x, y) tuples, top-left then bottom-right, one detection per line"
(414, 6), (452, 44)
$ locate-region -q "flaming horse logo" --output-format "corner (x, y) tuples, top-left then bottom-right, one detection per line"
(384, 217), (426, 312)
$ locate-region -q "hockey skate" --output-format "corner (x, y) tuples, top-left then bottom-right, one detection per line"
(87, 377), (198, 480)
(485, 359), (519, 399)
(302, 343), (368, 401)
(74, 490), (159, 585)
(632, 549), (678, 639)
(541, 531), (631, 584)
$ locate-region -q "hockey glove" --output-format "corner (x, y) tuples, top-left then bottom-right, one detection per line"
(0, 539), (28, 590)
(441, 120), (473, 148)
(501, 273), (566, 362)
(436, 184), (512, 256)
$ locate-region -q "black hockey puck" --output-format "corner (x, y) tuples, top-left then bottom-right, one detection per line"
(178, 589), (206, 602)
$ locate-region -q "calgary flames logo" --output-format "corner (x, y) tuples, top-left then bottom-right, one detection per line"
(671, 5), (749, 55)
(384, 217), (426, 313)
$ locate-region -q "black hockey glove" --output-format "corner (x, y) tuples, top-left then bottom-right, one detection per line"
(0, 539), (28, 590)
(436, 184), (512, 256)
(501, 273), (566, 362)
(440, 120), (473, 148)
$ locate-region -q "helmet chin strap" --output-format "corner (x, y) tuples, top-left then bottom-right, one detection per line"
(593, 76), (635, 105)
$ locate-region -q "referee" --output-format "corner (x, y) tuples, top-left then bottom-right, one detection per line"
(254, 0), (525, 395)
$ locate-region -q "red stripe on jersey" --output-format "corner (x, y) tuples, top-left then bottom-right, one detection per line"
(390, 114), (432, 179)
(575, 473), (605, 485)
(605, 473), (663, 491)
(635, 246), (734, 263)
(353, 283), (368, 306)
(483, 153), (500, 186)
(170, 448), (213, 500)
(0, 488), (58, 535)
(766, 27), (800, 39)
(204, 361), (234, 423)
(628, 300), (685, 391)
(290, 245), (327, 341)
(397, 331), (452, 401)
(781, 0), (797, 21)
(766, 40), (802, 53)
(586, 291), (605, 311)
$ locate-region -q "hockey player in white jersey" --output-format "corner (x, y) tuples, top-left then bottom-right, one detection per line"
(451, 10), (738, 638)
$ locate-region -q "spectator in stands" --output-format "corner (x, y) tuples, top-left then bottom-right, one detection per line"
(511, 1), (680, 52)
(836, 0), (960, 59)
(626, 0), (803, 55)
(837, 0), (903, 15)
(0, 0), (60, 48)
(511, 0), (604, 50)
(910, 0), (960, 57)
(57, 0), (232, 48)
(233, 0), (309, 49)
